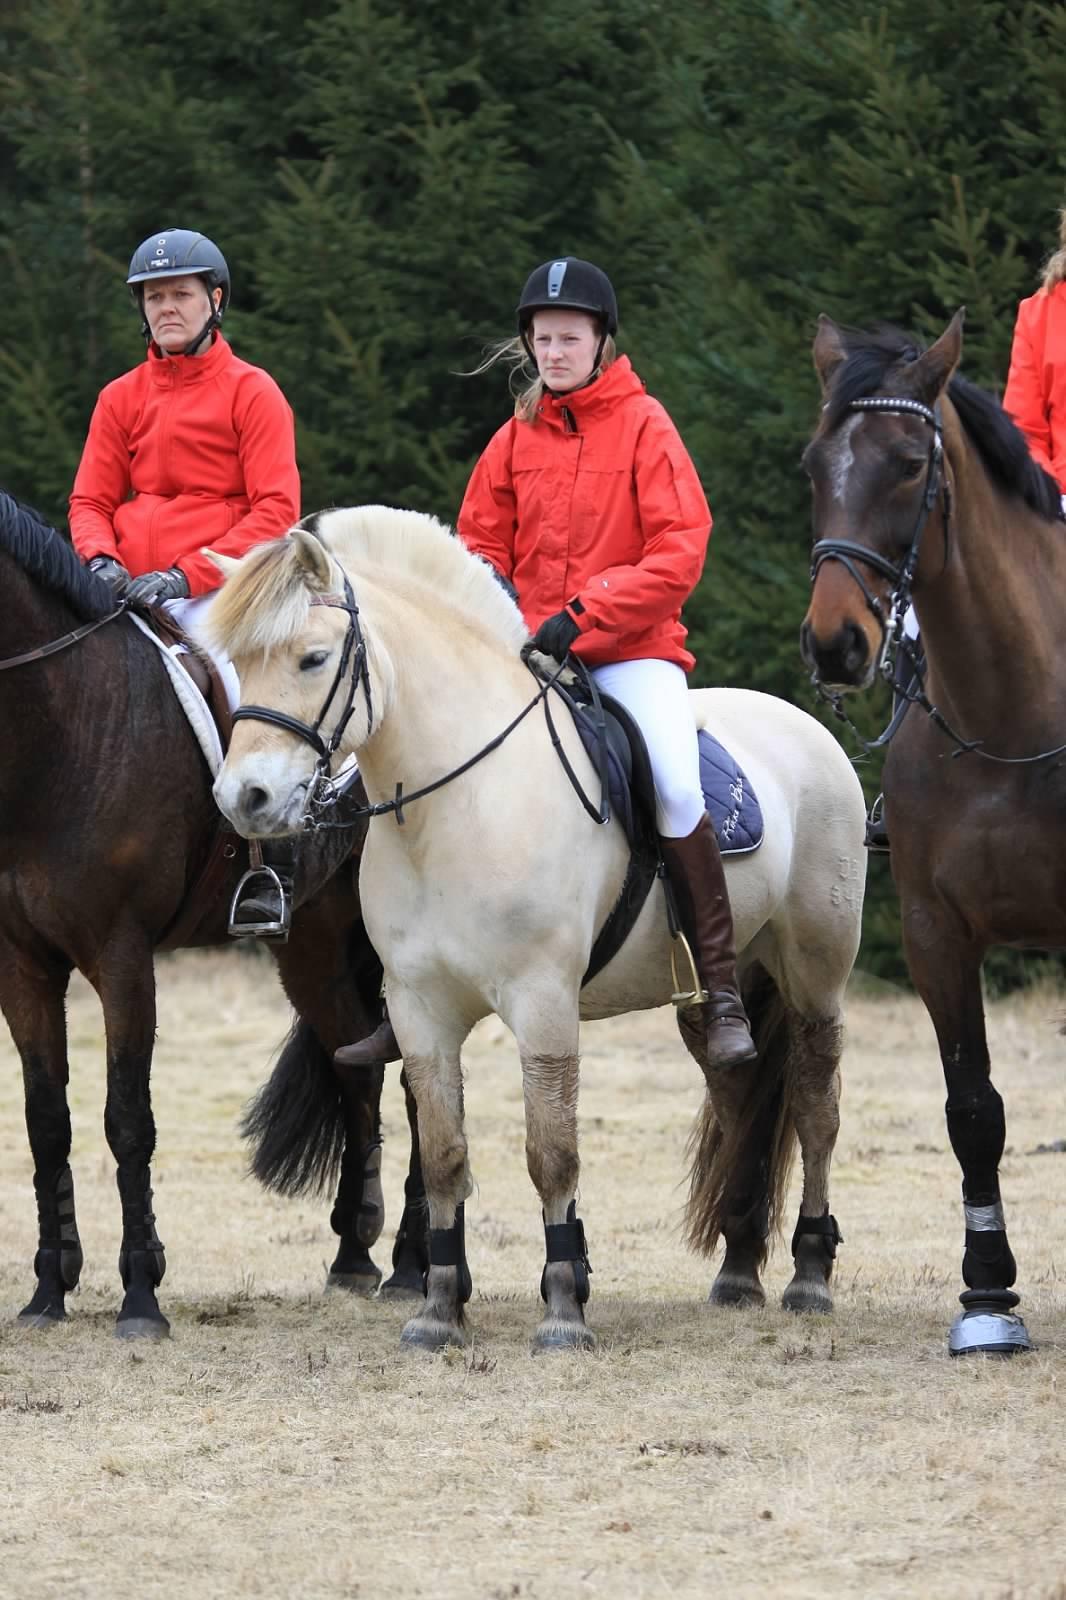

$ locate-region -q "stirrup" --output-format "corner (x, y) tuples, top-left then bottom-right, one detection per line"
(227, 866), (291, 943)
(670, 932), (709, 1009)
(864, 793), (890, 855)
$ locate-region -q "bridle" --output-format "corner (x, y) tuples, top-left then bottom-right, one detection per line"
(232, 573), (373, 810)
(810, 395), (1066, 766)
(231, 574), (609, 831)
(810, 396), (950, 733)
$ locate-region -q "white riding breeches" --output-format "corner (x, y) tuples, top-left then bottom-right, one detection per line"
(589, 658), (705, 839)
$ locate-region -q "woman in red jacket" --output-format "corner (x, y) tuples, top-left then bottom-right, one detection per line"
(69, 227), (302, 937)
(342, 257), (755, 1074)
(1004, 208), (1066, 509)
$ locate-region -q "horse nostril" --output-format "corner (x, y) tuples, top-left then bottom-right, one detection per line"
(799, 620), (813, 666)
(243, 784), (270, 816)
(843, 620), (868, 668)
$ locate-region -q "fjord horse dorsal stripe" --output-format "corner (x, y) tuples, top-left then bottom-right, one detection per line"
(801, 312), (1066, 1356)
(211, 503), (868, 1353)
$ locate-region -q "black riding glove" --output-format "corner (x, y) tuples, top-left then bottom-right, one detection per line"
(531, 608), (581, 661)
(126, 567), (191, 606)
(87, 555), (131, 595)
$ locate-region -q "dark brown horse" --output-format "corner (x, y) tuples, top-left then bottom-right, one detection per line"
(800, 312), (1065, 1354)
(0, 492), (426, 1337)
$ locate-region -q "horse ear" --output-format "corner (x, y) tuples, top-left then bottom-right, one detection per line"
(907, 308), (965, 405)
(291, 525), (335, 591)
(812, 315), (848, 392)
(203, 549), (243, 579)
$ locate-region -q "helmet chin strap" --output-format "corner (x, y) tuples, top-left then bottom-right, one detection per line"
(181, 309), (220, 356)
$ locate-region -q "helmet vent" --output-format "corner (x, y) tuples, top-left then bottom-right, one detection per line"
(546, 260), (568, 299)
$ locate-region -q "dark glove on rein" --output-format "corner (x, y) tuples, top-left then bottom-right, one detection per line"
(531, 608), (581, 661)
(126, 567), (191, 606)
(87, 556), (131, 596)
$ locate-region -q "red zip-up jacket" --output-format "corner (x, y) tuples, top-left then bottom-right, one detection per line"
(69, 334), (300, 596)
(457, 356), (711, 671)
(1004, 281), (1066, 491)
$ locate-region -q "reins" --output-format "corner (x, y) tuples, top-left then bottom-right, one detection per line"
(811, 395), (1066, 767)
(232, 580), (611, 831)
(0, 606), (125, 671)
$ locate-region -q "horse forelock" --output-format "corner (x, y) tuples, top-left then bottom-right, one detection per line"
(208, 538), (318, 658)
(822, 326), (1062, 522)
(311, 504), (530, 653)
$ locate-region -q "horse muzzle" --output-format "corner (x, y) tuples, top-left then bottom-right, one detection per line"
(799, 615), (878, 691)
(213, 762), (308, 838)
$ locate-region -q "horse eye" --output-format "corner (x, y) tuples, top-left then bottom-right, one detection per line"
(299, 649), (330, 671)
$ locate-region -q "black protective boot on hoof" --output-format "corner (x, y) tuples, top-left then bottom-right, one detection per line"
(660, 815), (757, 1072)
(334, 1009), (402, 1068)
(228, 839), (296, 942)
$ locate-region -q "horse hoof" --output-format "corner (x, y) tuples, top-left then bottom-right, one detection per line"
(949, 1309), (1032, 1357)
(782, 1282), (833, 1315)
(325, 1267), (382, 1298)
(531, 1319), (596, 1353)
(400, 1314), (465, 1352)
(115, 1315), (171, 1342)
(708, 1276), (766, 1309)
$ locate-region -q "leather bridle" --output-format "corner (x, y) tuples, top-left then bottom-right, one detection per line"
(231, 573), (373, 804)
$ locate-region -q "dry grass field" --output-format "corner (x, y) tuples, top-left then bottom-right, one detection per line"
(0, 950), (1064, 1600)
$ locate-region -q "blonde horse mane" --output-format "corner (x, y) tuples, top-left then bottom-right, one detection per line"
(207, 504), (530, 659)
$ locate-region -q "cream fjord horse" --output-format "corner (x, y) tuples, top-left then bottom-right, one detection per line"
(209, 507), (866, 1353)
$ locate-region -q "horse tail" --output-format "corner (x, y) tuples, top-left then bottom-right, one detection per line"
(240, 1018), (346, 1197)
(683, 962), (797, 1262)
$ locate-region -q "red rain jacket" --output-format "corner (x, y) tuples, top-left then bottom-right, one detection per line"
(1004, 281), (1066, 492)
(457, 355), (711, 671)
(69, 334), (300, 597)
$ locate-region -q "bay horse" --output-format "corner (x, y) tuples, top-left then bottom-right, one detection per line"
(209, 504), (867, 1353)
(800, 311), (1065, 1355)
(0, 492), (415, 1338)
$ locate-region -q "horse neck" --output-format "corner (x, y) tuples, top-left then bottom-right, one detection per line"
(915, 435), (1066, 726)
(350, 579), (533, 817)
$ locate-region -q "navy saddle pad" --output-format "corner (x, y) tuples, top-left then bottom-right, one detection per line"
(571, 696), (764, 855)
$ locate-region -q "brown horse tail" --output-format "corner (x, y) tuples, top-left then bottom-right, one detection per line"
(240, 1018), (347, 1196)
(683, 962), (797, 1263)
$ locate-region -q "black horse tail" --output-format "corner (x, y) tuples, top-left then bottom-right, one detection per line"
(683, 962), (797, 1266)
(240, 1018), (346, 1197)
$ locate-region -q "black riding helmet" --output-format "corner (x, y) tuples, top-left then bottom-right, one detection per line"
(126, 229), (230, 355)
(516, 257), (618, 375)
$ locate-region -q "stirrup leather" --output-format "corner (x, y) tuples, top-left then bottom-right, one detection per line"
(227, 865), (291, 942)
(670, 931), (709, 1009)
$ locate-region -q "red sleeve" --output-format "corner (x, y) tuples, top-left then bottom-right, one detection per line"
(570, 410), (711, 636)
(179, 374), (301, 594)
(456, 423), (518, 579)
(68, 393), (131, 563)
(1004, 300), (1054, 477)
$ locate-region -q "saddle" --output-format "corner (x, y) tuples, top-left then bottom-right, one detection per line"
(543, 663), (764, 986)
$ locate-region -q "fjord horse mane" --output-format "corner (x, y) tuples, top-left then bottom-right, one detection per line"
(0, 493), (114, 619)
(820, 324), (1062, 522)
(209, 504), (530, 661)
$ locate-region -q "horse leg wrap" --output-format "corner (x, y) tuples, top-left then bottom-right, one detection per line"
(33, 1164), (84, 1290)
(540, 1201), (592, 1306)
(961, 1200), (1017, 1292)
(428, 1201), (472, 1306)
(116, 1172), (166, 1289)
(330, 1139), (384, 1248)
(790, 1212), (843, 1260)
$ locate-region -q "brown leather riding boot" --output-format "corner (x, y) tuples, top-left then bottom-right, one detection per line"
(659, 814), (757, 1071)
(334, 1007), (402, 1068)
